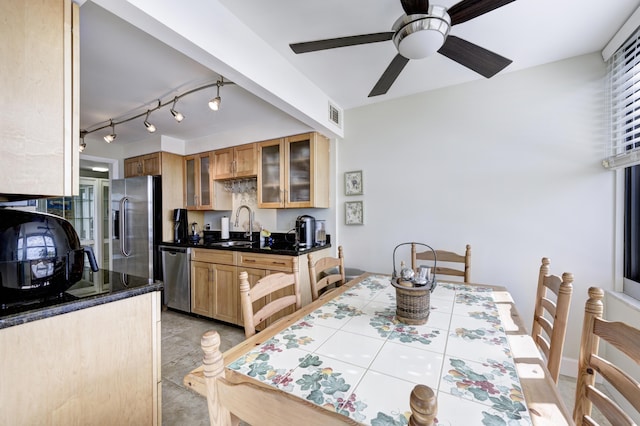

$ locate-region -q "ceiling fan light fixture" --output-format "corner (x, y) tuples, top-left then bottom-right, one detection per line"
(393, 6), (450, 59)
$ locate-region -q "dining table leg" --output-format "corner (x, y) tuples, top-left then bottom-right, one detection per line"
(409, 384), (437, 426)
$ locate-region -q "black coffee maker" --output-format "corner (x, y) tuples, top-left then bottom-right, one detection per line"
(173, 208), (188, 243)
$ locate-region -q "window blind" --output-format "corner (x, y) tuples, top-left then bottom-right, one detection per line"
(604, 26), (640, 170)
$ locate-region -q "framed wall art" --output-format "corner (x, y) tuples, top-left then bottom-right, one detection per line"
(344, 170), (363, 196)
(345, 200), (364, 225)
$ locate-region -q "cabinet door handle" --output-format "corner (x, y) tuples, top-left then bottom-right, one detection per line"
(271, 261), (286, 266)
(244, 259), (256, 263)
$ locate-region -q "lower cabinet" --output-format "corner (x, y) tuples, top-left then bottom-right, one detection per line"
(190, 248), (329, 327)
(191, 249), (238, 323)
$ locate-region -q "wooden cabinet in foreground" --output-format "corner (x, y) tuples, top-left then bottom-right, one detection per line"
(0, 0), (79, 199)
(213, 143), (258, 180)
(258, 132), (330, 208)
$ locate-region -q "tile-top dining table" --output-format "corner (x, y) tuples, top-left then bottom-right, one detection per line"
(184, 273), (573, 425)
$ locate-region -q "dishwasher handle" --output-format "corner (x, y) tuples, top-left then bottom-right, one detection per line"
(159, 246), (189, 255)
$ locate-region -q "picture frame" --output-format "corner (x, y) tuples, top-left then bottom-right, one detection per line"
(345, 201), (364, 225)
(344, 170), (363, 196)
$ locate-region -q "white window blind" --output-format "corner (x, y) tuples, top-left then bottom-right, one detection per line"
(604, 26), (640, 170)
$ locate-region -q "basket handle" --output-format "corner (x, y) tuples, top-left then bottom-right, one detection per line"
(391, 242), (437, 278)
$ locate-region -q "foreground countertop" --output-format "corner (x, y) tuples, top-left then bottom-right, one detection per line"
(0, 269), (162, 329)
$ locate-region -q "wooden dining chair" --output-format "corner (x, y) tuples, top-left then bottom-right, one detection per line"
(573, 287), (640, 425)
(531, 257), (573, 383)
(411, 243), (471, 283)
(202, 330), (438, 426)
(307, 246), (345, 301)
(238, 270), (301, 338)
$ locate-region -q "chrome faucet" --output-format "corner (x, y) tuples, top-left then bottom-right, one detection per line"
(234, 205), (253, 242)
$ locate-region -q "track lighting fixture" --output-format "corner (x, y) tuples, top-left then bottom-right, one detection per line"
(79, 133), (86, 152)
(170, 97), (184, 122)
(80, 77), (235, 144)
(208, 83), (221, 111)
(209, 77), (226, 111)
(143, 110), (156, 133)
(104, 120), (116, 143)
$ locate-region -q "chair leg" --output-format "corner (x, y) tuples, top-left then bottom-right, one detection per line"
(409, 384), (437, 426)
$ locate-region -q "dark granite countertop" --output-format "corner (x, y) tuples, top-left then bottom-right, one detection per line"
(0, 269), (162, 329)
(160, 230), (332, 256)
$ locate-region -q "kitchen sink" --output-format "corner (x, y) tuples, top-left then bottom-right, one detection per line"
(208, 240), (253, 248)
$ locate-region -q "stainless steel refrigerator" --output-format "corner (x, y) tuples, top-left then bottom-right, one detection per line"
(111, 175), (162, 280)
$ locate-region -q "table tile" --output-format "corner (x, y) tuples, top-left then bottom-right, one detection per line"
(314, 330), (385, 368)
(369, 340), (444, 388)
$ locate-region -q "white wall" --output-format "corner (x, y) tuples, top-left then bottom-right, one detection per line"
(337, 53), (614, 364)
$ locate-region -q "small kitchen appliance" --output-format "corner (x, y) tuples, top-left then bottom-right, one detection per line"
(295, 215), (316, 248)
(0, 209), (99, 303)
(173, 208), (188, 243)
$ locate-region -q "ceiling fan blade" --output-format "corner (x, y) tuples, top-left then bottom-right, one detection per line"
(438, 35), (512, 78)
(401, 0), (430, 15)
(290, 32), (394, 54)
(368, 54), (410, 97)
(448, 0), (517, 26)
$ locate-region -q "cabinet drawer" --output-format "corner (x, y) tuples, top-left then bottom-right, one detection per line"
(191, 248), (236, 265)
(237, 252), (297, 272)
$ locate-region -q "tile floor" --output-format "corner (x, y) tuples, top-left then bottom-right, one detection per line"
(161, 309), (611, 425)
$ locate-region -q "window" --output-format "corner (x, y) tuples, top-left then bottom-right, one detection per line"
(609, 26), (640, 298)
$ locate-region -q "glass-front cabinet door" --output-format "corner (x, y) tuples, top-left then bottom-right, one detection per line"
(258, 138), (285, 208)
(257, 133), (330, 209)
(286, 134), (312, 207)
(184, 152), (213, 210)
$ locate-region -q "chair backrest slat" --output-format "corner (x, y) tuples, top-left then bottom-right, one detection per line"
(531, 257), (573, 384)
(574, 286), (640, 425)
(411, 244), (471, 283)
(308, 246), (345, 301)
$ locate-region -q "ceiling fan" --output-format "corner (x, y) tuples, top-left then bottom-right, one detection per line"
(290, 0), (517, 97)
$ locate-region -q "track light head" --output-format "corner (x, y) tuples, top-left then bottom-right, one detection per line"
(144, 110), (156, 133)
(79, 137), (86, 153)
(209, 81), (222, 111)
(208, 96), (221, 111)
(104, 121), (117, 143)
(170, 98), (184, 122)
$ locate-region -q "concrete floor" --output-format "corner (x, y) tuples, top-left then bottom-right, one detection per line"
(160, 309), (610, 425)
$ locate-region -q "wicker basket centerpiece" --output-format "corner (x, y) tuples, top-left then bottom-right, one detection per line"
(391, 242), (438, 325)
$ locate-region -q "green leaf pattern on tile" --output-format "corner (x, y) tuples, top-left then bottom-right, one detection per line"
(443, 358), (529, 424)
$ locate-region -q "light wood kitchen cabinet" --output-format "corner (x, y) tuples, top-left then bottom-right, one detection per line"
(191, 249), (238, 323)
(213, 143), (258, 180)
(0, 291), (162, 425)
(184, 152), (214, 210)
(124, 152), (162, 177)
(190, 248), (324, 326)
(257, 132), (330, 208)
(0, 0), (79, 199)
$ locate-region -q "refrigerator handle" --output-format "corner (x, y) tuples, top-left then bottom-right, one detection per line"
(120, 196), (131, 257)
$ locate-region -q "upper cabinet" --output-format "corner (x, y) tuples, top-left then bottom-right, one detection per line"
(258, 132), (330, 209)
(124, 153), (162, 177)
(184, 152), (214, 210)
(213, 143), (257, 180)
(0, 0), (79, 199)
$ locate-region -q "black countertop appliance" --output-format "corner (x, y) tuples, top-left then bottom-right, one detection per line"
(0, 209), (99, 303)
(295, 215), (316, 248)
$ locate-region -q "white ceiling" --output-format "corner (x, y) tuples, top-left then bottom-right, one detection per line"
(80, 0), (640, 146)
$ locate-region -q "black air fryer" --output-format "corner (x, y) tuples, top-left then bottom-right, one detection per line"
(173, 208), (188, 243)
(0, 209), (99, 302)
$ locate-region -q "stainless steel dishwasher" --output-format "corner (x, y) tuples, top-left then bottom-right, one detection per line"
(159, 245), (191, 313)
